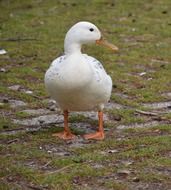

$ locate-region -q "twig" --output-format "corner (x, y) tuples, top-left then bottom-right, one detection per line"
(1, 127), (25, 132)
(135, 109), (171, 122)
(0, 127), (25, 135)
(136, 109), (171, 123)
(30, 94), (44, 100)
(153, 116), (171, 123)
(27, 184), (44, 190)
(135, 109), (159, 116)
(7, 138), (18, 144)
(41, 161), (52, 169)
(40, 164), (74, 176)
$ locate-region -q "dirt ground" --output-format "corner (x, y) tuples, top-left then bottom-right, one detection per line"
(0, 0), (171, 189)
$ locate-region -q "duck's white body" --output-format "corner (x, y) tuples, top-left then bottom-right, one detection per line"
(45, 53), (112, 111)
(44, 21), (118, 140)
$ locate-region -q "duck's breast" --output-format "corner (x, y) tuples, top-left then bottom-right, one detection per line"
(45, 54), (112, 111)
(44, 54), (93, 100)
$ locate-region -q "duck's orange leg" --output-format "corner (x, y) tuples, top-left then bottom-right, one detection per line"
(52, 110), (76, 140)
(84, 111), (105, 140)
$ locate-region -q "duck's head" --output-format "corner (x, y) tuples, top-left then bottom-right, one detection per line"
(64, 21), (118, 54)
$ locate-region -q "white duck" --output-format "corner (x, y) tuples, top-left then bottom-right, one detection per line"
(45, 21), (118, 140)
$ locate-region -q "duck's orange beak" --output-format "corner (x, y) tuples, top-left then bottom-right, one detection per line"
(96, 37), (119, 52)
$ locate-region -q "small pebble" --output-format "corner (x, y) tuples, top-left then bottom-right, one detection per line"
(132, 177), (140, 182)
(139, 72), (146, 76)
(108, 149), (119, 154)
(162, 10), (167, 14)
(39, 119), (44, 124)
(3, 98), (9, 103)
(8, 85), (21, 91)
(117, 169), (131, 176)
(48, 105), (57, 111)
(25, 90), (33, 94)
(0, 49), (7, 55)
(3, 125), (9, 129)
(0, 68), (7, 72)
(0, 102), (5, 107)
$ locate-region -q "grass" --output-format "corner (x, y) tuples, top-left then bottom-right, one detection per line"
(0, 124), (171, 189)
(0, 0), (171, 189)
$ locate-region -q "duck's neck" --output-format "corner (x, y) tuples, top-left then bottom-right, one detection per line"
(64, 35), (82, 55)
(64, 42), (82, 55)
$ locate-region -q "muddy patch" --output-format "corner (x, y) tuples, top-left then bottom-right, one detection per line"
(40, 144), (72, 156)
(72, 111), (109, 121)
(21, 108), (52, 116)
(129, 182), (171, 190)
(143, 101), (171, 109)
(105, 102), (125, 110)
(13, 114), (64, 126)
(9, 99), (27, 108)
(117, 121), (161, 130)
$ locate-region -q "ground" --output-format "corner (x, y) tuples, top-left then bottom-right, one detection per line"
(0, 0), (171, 190)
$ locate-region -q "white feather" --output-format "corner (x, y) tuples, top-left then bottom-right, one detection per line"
(45, 22), (112, 111)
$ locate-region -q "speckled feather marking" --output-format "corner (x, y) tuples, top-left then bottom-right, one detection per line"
(83, 54), (107, 82)
(50, 55), (66, 67)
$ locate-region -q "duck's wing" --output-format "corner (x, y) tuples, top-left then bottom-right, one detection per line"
(50, 54), (66, 68)
(83, 54), (110, 82)
(83, 54), (105, 72)
(83, 54), (112, 103)
(45, 55), (66, 85)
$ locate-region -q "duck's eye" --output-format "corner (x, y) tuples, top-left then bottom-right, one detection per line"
(89, 28), (94, 32)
